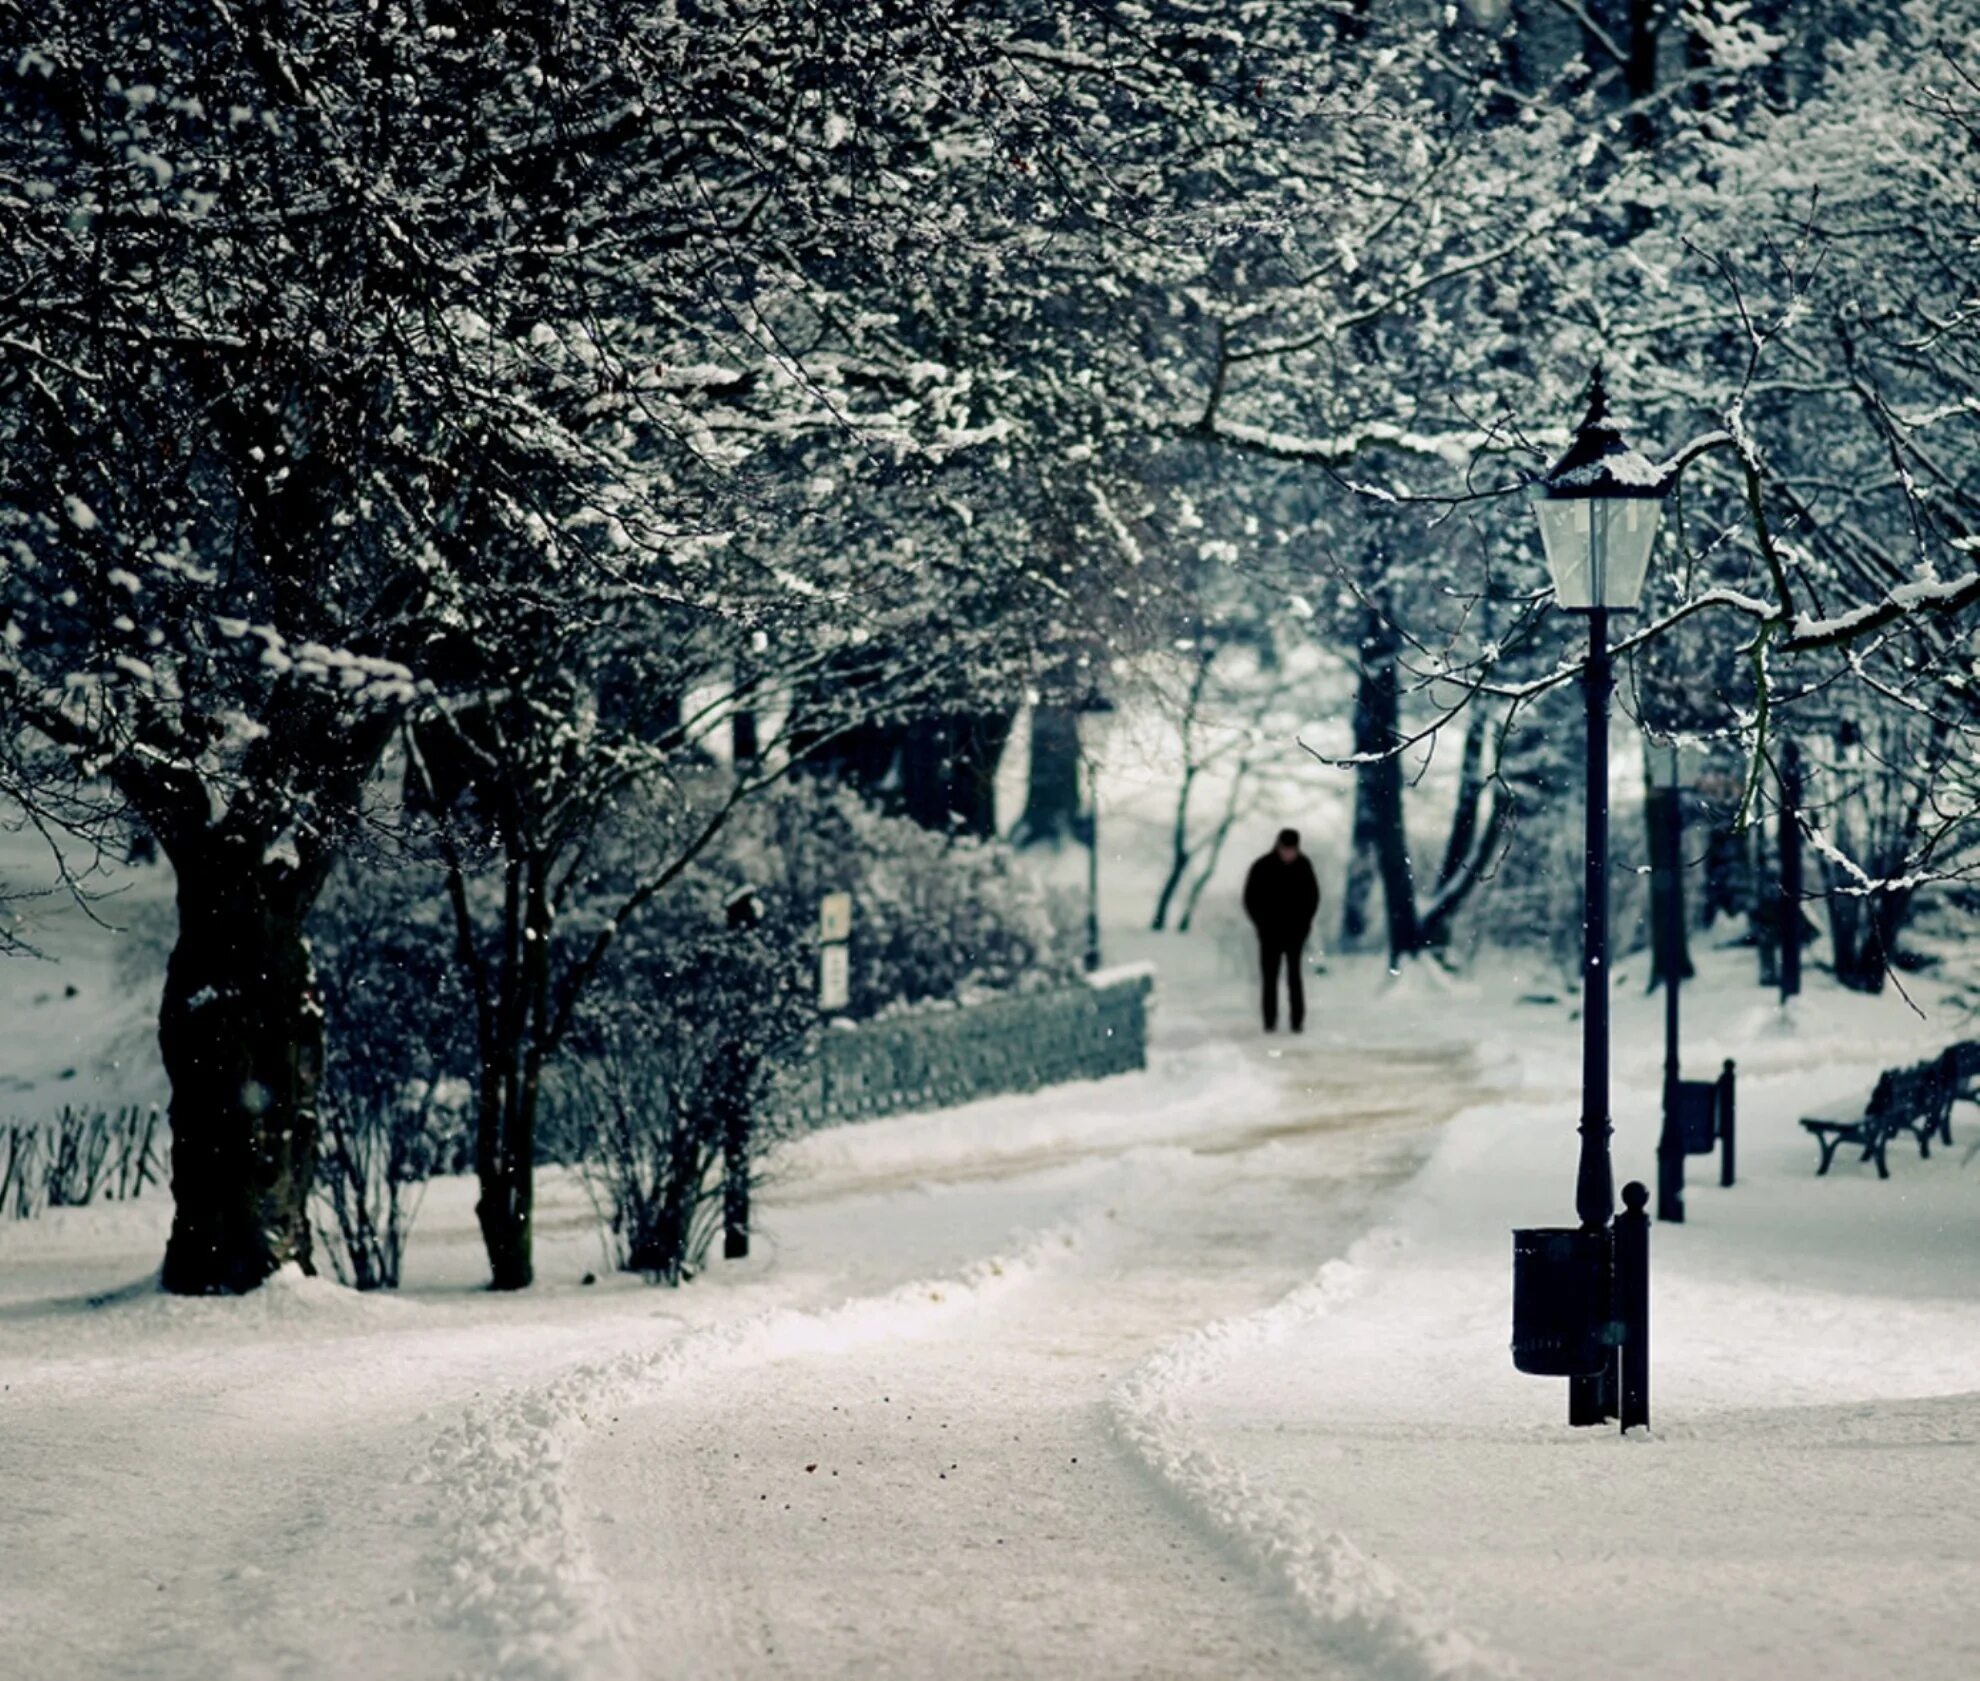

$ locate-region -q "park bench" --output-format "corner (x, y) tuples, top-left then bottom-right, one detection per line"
(1799, 1058), (1953, 1178)
(1944, 1040), (1980, 1114)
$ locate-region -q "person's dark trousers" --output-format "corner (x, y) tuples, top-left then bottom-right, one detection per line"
(1259, 936), (1306, 1031)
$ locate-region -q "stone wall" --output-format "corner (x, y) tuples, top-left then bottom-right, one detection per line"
(781, 969), (1154, 1130)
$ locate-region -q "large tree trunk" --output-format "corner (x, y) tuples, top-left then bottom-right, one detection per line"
(158, 858), (323, 1294)
(1370, 746), (1420, 964)
(1825, 844), (1913, 995)
(1015, 705), (1083, 847)
(466, 854), (552, 1292)
(474, 1062), (536, 1291)
(1701, 819), (1745, 927)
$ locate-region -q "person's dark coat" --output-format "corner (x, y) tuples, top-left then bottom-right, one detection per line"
(1244, 851), (1321, 943)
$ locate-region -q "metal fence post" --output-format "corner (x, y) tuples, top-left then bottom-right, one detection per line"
(1656, 1100), (1685, 1225)
(1719, 1059), (1737, 1188)
(723, 1103), (750, 1260)
(1617, 1181), (1650, 1432)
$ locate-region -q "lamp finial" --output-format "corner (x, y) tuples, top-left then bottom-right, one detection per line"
(1580, 364), (1610, 431)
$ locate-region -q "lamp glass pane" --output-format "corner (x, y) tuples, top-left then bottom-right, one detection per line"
(1534, 497), (1663, 610)
(1595, 498), (1662, 609)
(1534, 499), (1593, 607)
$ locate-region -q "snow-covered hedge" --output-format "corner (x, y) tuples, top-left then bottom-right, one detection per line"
(780, 969), (1154, 1130)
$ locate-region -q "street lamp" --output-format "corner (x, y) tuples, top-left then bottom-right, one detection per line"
(1074, 692), (1118, 973)
(1516, 368), (1669, 1430)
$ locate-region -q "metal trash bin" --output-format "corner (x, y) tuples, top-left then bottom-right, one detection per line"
(1511, 1225), (1611, 1376)
(1675, 1079), (1719, 1155)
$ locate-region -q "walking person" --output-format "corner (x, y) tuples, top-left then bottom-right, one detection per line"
(1243, 828), (1321, 1033)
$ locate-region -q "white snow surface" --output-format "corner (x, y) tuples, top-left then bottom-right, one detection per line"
(1160, 951), (1980, 1681)
(6, 879), (1980, 1680)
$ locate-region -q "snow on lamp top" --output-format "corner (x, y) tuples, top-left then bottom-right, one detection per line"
(1532, 369), (1669, 613)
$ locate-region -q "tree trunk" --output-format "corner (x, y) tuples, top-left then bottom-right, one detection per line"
(1749, 821), (1779, 986)
(1645, 786), (1695, 989)
(1827, 883), (1872, 991)
(1152, 648), (1217, 930)
(1828, 876), (1912, 995)
(1175, 766), (1247, 933)
(1371, 742), (1420, 965)
(1337, 613), (1389, 951)
(1014, 705), (1083, 846)
(1151, 762), (1199, 931)
(1701, 820), (1745, 927)
(731, 656), (759, 764)
(1349, 614), (1421, 963)
(1624, 0), (1660, 150)
(158, 858), (322, 1294)
(1415, 705), (1509, 955)
(1778, 740), (1804, 1001)
(475, 1073), (535, 1291)
(466, 853), (552, 1291)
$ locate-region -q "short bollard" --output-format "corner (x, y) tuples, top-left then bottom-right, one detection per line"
(1616, 1181), (1650, 1432)
(722, 1109), (750, 1261)
(1656, 1109), (1685, 1225)
(1719, 1059), (1737, 1188)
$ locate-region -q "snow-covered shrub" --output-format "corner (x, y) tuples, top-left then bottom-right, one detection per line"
(555, 1024), (738, 1285)
(309, 865), (474, 1289)
(0, 1105), (160, 1220)
(544, 780), (1075, 1282)
(747, 780), (1083, 1017)
(556, 868), (816, 1283)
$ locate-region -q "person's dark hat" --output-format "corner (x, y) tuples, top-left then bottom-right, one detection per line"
(1276, 828), (1300, 850)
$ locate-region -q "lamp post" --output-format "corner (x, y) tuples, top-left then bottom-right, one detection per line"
(1529, 369), (1669, 1427)
(1075, 693), (1118, 973)
(1648, 738), (1687, 1225)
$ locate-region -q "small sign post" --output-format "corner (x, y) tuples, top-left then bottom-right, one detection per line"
(818, 892), (852, 1013)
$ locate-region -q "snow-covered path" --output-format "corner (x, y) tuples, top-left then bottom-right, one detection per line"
(570, 1036), (1483, 1681)
(2, 958), (1497, 1681)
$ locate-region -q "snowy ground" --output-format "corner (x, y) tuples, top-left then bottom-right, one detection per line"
(6, 800), (1980, 1678)
(1, 899), (1501, 1681)
(1159, 951), (1980, 1681)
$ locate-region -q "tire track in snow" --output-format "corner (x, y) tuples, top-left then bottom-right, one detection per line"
(419, 1223), (1087, 1681)
(573, 1138), (1448, 1681)
(1107, 1230), (1526, 1681)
